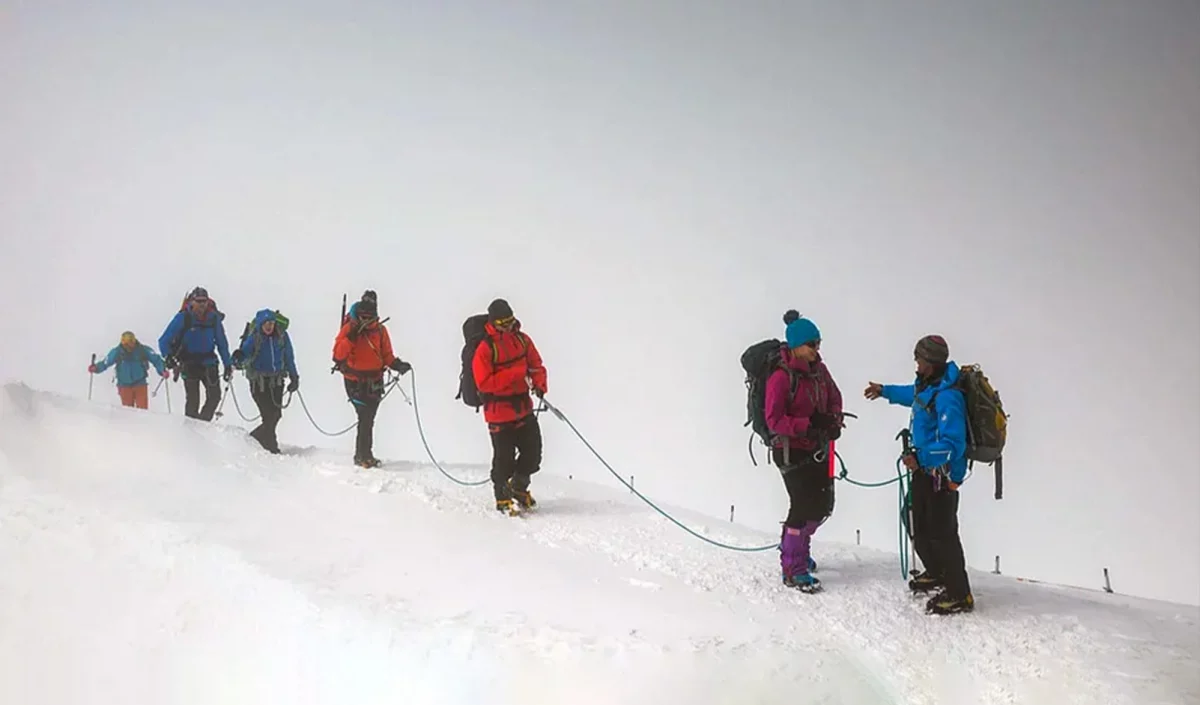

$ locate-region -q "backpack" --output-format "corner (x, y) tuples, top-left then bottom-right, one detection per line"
(456, 314), (492, 410)
(930, 363), (1009, 499)
(740, 338), (798, 463)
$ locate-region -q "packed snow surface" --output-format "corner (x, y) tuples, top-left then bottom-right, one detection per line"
(1, 382), (1196, 704)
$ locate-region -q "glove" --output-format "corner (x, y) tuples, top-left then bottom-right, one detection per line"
(809, 411), (840, 430)
(390, 358), (412, 375)
(88, 364), (98, 374)
(231, 349), (245, 367)
(534, 387), (545, 399)
(287, 376), (299, 393)
(161, 370), (170, 379)
(223, 366), (234, 382)
(164, 355), (177, 370)
(902, 453), (920, 472)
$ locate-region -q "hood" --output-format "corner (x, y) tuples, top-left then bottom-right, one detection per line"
(924, 360), (961, 391)
(781, 344), (823, 374)
(254, 308), (277, 331)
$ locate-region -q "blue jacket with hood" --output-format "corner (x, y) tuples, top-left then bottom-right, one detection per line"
(881, 360), (969, 484)
(94, 344), (166, 387)
(239, 309), (299, 379)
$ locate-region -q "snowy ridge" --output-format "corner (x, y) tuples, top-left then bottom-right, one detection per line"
(1, 382), (1197, 705)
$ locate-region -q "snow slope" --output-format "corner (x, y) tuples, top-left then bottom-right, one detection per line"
(1, 382), (1196, 705)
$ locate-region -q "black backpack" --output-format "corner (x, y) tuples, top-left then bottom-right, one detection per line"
(741, 338), (798, 462)
(456, 314), (492, 411)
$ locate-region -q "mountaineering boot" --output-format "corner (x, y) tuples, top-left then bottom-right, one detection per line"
(496, 498), (519, 516)
(908, 570), (942, 594)
(779, 524), (820, 592)
(783, 572), (823, 594)
(926, 590), (975, 615)
(354, 454), (382, 469)
(508, 477), (536, 509)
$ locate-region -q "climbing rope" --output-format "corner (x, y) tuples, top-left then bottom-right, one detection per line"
(538, 398), (779, 552)
(536, 397), (917, 574)
(407, 371), (490, 486)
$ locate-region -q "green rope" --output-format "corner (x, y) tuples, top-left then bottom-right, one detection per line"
(835, 451), (913, 578)
(408, 371), (491, 487)
(540, 398), (779, 552)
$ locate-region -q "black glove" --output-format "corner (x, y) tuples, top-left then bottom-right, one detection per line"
(231, 349), (245, 368)
(390, 358), (412, 375)
(809, 411), (838, 429)
(287, 376), (299, 393)
(223, 366), (234, 382)
(810, 411), (842, 440)
(164, 355), (178, 370)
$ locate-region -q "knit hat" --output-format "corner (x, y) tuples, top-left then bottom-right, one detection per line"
(914, 335), (949, 364)
(785, 317), (821, 349)
(356, 295), (377, 318)
(488, 298), (514, 321)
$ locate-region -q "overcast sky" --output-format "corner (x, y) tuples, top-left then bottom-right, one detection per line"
(2, 0), (1197, 605)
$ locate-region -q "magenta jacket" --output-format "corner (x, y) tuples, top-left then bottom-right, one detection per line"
(764, 347), (844, 450)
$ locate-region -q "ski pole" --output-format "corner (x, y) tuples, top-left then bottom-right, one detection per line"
(88, 353), (96, 400)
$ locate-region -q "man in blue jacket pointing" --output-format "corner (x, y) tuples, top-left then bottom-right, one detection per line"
(159, 286), (234, 421)
(865, 334), (974, 615)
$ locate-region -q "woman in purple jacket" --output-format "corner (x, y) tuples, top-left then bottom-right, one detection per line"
(764, 314), (844, 593)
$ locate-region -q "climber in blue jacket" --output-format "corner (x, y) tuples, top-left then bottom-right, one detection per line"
(865, 334), (974, 616)
(232, 308), (299, 453)
(89, 331), (168, 409)
(158, 286), (233, 421)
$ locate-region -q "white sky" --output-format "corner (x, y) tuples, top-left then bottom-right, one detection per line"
(2, 0), (1197, 605)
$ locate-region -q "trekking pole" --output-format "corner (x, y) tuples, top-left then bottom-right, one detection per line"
(165, 379), (172, 414)
(88, 353), (96, 400)
(896, 427), (918, 575)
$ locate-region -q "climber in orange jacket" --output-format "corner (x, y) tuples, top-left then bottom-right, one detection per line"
(332, 290), (411, 467)
(472, 298), (547, 513)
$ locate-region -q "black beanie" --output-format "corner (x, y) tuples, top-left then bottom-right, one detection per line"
(488, 298), (514, 320)
(915, 335), (950, 364)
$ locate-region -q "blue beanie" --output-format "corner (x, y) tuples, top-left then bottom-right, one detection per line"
(786, 317), (821, 349)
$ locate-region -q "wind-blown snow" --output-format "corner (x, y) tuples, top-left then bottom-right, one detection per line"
(1, 382), (1196, 705)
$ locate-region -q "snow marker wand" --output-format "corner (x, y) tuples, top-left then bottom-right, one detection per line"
(88, 353), (96, 400)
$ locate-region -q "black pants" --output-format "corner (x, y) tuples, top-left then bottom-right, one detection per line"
(772, 447), (835, 528)
(490, 413), (543, 501)
(910, 470), (972, 597)
(249, 377), (285, 453)
(182, 363), (221, 421)
(345, 376), (384, 461)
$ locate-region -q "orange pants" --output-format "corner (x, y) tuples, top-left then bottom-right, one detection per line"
(118, 384), (149, 409)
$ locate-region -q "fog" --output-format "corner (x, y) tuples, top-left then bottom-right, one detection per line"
(3, 0), (1197, 605)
